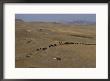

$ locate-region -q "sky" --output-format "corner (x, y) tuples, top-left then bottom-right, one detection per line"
(15, 14), (96, 22)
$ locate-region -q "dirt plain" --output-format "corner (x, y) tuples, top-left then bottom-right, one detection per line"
(15, 21), (96, 68)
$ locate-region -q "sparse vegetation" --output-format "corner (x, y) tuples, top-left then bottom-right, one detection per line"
(15, 20), (96, 68)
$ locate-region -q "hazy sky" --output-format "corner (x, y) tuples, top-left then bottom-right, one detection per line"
(15, 14), (96, 22)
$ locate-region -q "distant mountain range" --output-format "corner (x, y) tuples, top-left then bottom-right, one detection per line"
(61, 20), (96, 25)
(15, 19), (96, 25)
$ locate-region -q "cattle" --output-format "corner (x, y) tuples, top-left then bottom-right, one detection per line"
(36, 49), (39, 51)
(64, 42), (70, 44)
(49, 45), (51, 48)
(26, 55), (30, 58)
(39, 48), (41, 50)
(65, 42), (75, 44)
(53, 57), (61, 61)
(42, 48), (47, 50)
(49, 44), (54, 48)
(26, 40), (32, 44)
(39, 29), (43, 31)
(84, 43), (96, 45)
(53, 44), (57, 46)
(70, 42), (74, 44)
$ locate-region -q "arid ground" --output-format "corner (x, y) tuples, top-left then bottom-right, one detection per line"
(15, 21), (96, 68)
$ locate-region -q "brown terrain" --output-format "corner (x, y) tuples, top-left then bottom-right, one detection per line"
(15, 20), (96, 68)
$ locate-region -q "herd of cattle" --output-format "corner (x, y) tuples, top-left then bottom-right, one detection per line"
(35, 41), (96, 51)
(25, 41), (96, 61)
(24, 29), (96, 61)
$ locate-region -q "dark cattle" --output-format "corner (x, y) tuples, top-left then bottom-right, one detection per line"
(72, 42), (75, 44)
(51, 45), (53, 47)
(36, 49), (39, 51)
(49, 45), (51, 48)
(64, 42), (70, 44)
(54, 44), (57, 46)
(42, 48), (47, 50)
(56, 57), (61, 61)
(26, 55), (30, 58)
(39, 48), (41, 50)
(49, 44), (54, 48)
(39, 29), (43, 31)
(70, 42), (74, 44)
(85, 43), (96, 45)
(26, 40), (32, 44)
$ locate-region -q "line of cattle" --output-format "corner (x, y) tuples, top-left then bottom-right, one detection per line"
(25, 41), (96, 59)
(35, 41), (96, 51)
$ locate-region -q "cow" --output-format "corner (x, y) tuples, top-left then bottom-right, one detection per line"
(53, 44), (57, 46)
(42, 48), (47, 50)
(36, 49), (39, 51)
(53, 57), (61, 61)
(64, 42), (70, 44)
(49, 44), (54, 48)
(26, 40), (32, 44)
(70, 42), (74, 44)
(39, 48), (42, 50)
(26, 55), (30, 58)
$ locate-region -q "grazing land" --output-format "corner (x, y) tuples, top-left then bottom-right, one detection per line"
(15, 20), (96, 68)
